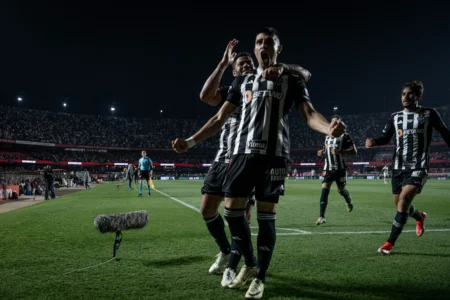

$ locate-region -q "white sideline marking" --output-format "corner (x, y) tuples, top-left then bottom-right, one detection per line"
(310, 229), (450, 235)
(154, 189), (450, 236)
(155, 189), (200, 213)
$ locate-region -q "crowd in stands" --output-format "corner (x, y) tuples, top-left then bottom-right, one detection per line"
(1, 105), (449, 149)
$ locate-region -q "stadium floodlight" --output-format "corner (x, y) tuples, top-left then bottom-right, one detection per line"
(111, 107), (115, 111)
(63, 102), (67, 107)
(333, 106), (338, 111)
(17, 97), (22, 102)
(160, 110), (163, 113)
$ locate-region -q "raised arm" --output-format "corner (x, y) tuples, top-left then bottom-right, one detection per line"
(199, 39), (238, 106)
(173, 76), (243, 152)
(431, 108), (450, 147)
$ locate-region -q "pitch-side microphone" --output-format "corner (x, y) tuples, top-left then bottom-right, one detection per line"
(94, 210), (148, 258)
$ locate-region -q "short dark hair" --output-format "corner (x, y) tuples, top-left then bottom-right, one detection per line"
(403, 80), (424, 100)
(257, 27), (280, 43)
(232, 52), (252, 68)
(331, 115), (341, 120)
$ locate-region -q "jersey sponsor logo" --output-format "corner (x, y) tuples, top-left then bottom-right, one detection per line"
(252, 90), (283, 100)
(400, 128), (425, 135)
(270, 168), (286, 181)
(248, 140), (268, 150)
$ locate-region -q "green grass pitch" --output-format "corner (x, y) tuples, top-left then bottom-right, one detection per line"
(1, 179), (449, 299)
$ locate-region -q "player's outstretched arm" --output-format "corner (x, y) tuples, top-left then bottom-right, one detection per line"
(172, 101), (237, 153)
(199, 39), (238, 106)
(297, 102), (346, 137)
(366, 115), (395, 148)
(431, 109), (450, 147)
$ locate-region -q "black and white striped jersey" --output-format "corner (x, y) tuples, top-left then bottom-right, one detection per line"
(226, 72), (310, 159)
(323, 133), (354, 171)
(213, 86), (241, 163)
(374, 106), (450, 170)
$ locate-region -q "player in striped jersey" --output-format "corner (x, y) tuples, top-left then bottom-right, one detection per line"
(382, 165), (390, 184)
(316, 115), (357, 225)
(198, 39), (311, 287)
(173, 27), (345, 299)
(366, 80), (450, 255)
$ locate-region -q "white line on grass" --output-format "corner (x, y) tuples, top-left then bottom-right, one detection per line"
(309, 229), (450, 235)
(154, 189), (450, 236)
(155, 189), (200, 213)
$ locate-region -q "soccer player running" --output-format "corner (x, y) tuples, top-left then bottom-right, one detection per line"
(316, 115), (356, 225)
(366, 80), (450, 255)
(199, 39), (311, 286)
(172, 27), (345, 299)
(138, 151), (153, 197)
(382, 165), (390, 184)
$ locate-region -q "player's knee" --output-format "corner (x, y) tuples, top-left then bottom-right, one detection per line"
(200, 207), (217, 219)
(256, 202), (277, 213)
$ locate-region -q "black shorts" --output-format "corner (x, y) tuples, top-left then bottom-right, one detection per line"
(223, 154), (287, 203)
(392, 169), (428, 194)
(322, 170), (347, 188)
(201, 161), (227, 196)
(140, 170), (150, 181)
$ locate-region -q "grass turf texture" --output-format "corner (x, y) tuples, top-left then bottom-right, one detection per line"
(1, 180), (450, 300)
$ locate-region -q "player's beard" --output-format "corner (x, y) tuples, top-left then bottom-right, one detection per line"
(403, 101), (418, 110)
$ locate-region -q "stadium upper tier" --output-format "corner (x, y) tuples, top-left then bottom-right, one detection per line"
(1, 104), (449, 149)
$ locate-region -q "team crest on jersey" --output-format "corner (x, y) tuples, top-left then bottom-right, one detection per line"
(248, 140), (267, 150)
(418, 115), (428, 124)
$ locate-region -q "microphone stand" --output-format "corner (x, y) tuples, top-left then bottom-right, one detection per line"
(113, 231), (122, 259)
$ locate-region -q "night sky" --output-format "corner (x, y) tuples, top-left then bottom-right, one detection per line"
(1, 0), (450, 119)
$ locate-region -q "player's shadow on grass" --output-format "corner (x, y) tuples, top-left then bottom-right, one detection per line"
(142, 255), (209, 268)
(265, 274), (448, 300)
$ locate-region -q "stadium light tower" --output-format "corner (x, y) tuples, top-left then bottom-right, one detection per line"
(111, 106), (115, 116)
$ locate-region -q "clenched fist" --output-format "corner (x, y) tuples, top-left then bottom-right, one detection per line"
(365, 138), (375, 148)
(172, 138), (188, 153)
